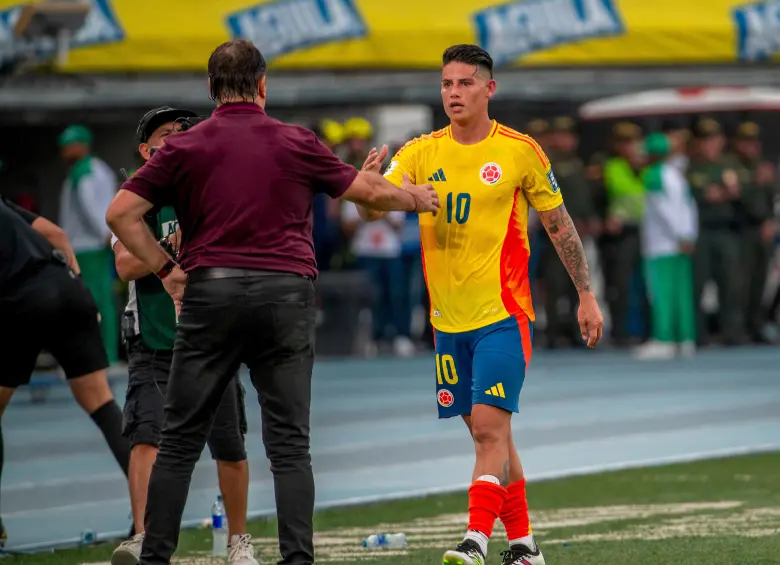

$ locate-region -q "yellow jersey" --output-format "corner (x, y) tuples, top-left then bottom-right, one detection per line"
(384, 120), (563, 333)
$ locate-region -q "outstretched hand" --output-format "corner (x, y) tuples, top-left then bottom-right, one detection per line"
(362, 145), (389, 173)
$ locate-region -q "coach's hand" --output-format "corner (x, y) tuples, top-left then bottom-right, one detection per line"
(402, 174), (440, 215)
(162, 265), (188, 317)
(362, 145), (388, 174)
(578, 290), (603, 348)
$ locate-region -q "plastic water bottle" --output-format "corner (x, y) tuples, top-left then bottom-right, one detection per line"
(211, 494), (228, 556)
(361, 533), (408, 550)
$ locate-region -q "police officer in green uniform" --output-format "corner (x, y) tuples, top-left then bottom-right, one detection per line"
(109, 108), (257, 565)
(686, 117), (744, 345)
(541, 116), (598, 347)
(727, 121), (777, 342)
(602, 122), (646, 345)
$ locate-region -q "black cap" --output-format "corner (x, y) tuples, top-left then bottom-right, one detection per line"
(136, 106), (197, 145)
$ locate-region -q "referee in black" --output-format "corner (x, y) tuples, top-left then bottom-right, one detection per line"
(106, 39), (439, 565)
(0, 194), (131, 543)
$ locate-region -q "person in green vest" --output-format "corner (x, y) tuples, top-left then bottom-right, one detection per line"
(602, 121), (647, 345)
(726, 121), (777, 343)
(686, 117), (745, 346)
(109, 107), (257, 565)
(635, 132), (698, 360)
(58, 124), (120, 364)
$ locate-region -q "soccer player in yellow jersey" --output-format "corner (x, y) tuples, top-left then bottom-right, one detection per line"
(360, 44), (604, 565)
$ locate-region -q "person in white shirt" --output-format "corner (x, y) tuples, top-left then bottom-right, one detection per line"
(342, 203), (416, 356)
(58, 125), (119, 364)
(636, 132), (698, 359)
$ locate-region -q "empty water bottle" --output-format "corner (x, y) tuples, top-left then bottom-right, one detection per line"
(361, 533), (408, 550)
(211, 494), (228, 556)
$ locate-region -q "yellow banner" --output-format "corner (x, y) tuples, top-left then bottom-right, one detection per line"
(0, 0), (776, 71)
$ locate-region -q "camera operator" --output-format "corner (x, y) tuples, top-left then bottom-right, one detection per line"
(109, 107), (255, 565)
(0, 195), (130, 544)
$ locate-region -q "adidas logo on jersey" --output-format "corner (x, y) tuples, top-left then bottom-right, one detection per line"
(427, 168), (447, 182)
(484, 383), (506, 398)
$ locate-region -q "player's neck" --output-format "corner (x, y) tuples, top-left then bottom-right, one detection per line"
(450, 116), (494, 145)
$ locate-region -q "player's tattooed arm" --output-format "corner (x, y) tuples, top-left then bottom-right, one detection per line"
(538, 203), (592, 293)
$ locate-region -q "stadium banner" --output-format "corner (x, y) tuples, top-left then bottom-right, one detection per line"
(0, 0), (778, 72)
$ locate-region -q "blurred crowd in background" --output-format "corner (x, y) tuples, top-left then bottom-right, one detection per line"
(3, 112), (780, 365)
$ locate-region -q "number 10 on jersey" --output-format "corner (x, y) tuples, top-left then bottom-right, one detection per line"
(446, 192), (471, 224)
(436, 353), (459, 385)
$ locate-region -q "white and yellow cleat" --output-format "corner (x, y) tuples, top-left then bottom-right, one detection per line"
(442, 539), (485, 565)
(500, 542), (546, 565)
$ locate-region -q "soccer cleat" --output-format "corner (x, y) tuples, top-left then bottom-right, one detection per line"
(228, 533), (260, 565)
(442, 539), (485, 565)
(500, 543), (546, 565)
(111, 532), (144, 565)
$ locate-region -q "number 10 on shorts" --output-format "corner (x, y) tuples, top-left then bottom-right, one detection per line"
(436, 354), (459, 385)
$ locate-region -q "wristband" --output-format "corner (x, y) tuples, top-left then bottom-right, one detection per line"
(156, 258), (177, 280)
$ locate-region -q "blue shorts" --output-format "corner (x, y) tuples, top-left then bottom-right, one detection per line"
(433, 314), (533, 419)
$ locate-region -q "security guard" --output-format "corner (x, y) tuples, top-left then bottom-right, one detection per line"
(686, 117), (744, 345)
(541, 116), (597, 347)
(525, 118), (551, 151)
(602, 121), (646, 345)
(727, 121), (777, 342)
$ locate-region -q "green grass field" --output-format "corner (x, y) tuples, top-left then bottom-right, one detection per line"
(6, 451), (780, 565)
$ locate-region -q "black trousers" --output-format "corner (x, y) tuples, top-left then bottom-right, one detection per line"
(140, 268), (316, 565)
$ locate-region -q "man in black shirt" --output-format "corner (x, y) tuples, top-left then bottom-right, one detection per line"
(0, 196), (131, 545)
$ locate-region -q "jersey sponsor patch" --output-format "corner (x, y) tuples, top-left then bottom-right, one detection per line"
(480, 162), (502, 185)
(547, 169), (560, 193)
(384, 160), (400, 177)
(437, 389), (454, 408)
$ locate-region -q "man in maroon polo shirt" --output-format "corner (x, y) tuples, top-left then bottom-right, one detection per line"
(106, 39), (438, 565)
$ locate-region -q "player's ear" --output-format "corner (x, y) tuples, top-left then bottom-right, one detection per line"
(487, 79), (497, 99)
(138, 143), (151, 161)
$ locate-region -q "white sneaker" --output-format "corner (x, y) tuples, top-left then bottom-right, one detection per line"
(229, 533), (259, 565)
(633, 340), (676, 360)
(111, 533), (144, 565)
(679, 341), (696, 357)
(393, 336), (416, 357)
(501, 543), (546, 565)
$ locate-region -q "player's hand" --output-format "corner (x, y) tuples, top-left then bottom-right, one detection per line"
(577, 291), (603, 348)
(167, 228), (182, 252)
(362, 145), (388, 174)
(162, 265), (188, 317)
(402, 174), (440, 215)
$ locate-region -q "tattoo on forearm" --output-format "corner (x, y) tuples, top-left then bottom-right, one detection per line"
(539, 204), (591, 292)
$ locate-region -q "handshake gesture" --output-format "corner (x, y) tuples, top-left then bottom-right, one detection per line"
(363, 145), (440, 215)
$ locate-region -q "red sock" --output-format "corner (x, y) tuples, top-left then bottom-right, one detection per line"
(467, 480), (508, 538)
(500, 479), (532, 540)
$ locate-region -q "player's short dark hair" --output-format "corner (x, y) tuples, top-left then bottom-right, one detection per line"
(207, 39), (267, 104)
(442, 44), (493, 78)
